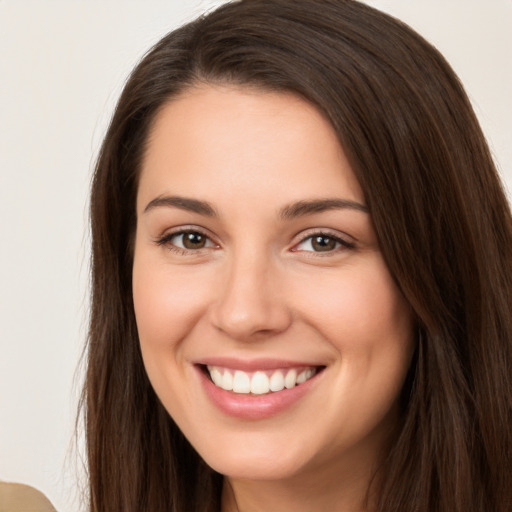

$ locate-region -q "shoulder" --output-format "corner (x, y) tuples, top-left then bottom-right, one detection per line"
(0, 482), (57, 512)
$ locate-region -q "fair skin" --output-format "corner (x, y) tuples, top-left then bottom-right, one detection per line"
(132, 84), (415, 512)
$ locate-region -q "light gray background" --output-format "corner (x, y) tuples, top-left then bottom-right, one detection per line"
(1, 1), (510, 511)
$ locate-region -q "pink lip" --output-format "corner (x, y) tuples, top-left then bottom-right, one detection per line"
(196, 364), (324, 420)
(196, 356), (323, 372)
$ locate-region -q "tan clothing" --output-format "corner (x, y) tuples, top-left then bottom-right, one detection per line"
(0, 482), (56, 512)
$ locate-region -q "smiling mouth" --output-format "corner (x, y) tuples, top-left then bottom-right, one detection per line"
(204, 365), (324, 395)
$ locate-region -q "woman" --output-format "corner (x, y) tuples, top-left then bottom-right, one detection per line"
(82, 0), (512, 510)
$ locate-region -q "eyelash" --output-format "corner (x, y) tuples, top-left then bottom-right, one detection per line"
(155, 229), (355, 255)
(292, 230), (356, 254)
(155, 228), (216, 256)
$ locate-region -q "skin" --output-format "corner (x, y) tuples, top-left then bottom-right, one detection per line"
(133, 84), (415, 511)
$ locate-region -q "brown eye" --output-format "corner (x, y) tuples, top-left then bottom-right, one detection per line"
(311, 235), (337, 252)
(181, 232), (207, 249)
(293, 232), (355, 254)
(159, 230), (216, 252)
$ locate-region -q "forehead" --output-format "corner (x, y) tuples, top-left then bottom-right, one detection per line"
(137, 84), (364, 211)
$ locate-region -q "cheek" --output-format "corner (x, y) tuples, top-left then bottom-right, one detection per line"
(132, 259), (212, 349)
(290, 255), (415, 422)
(292, 256), (413, 350)
(132, 256), (214, 417)
(132, 254), (219, 415)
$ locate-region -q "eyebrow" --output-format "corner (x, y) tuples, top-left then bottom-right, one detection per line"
(279, 198), (368, 219)
(143, 195), (368, 218)
(143, 195), (217, 216)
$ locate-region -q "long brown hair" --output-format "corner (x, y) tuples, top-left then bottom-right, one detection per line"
(83, 1), (512, 510)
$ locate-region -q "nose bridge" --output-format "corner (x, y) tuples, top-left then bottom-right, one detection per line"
(211, 244), (291, 339)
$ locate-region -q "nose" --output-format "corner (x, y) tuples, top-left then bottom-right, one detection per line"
(210, 252), (292, 340)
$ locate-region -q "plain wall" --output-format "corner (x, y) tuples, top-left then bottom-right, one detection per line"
(0, 2), (510, 511)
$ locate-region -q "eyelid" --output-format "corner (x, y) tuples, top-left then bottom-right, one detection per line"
(153, 225), (355, 255)
(290, 228), (356, 253)
(154, 225), (219, 252)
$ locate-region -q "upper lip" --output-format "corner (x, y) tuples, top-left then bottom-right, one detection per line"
(195, 357), (325, 372)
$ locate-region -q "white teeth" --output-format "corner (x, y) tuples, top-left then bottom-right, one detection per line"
(296, 369), (308, 384)
(210, 367), (223, 387)
(269, 371), (285, 392)
(251, 371), (270, 394)
(221, 370), (233, 391)
(207, 366), (318, 395)
(232, 370), (251, 393)
(284, 369), (297, 389)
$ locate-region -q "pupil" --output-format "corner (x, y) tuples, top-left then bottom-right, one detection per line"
(183, 232), (206, 249)
(312, 235), (335, 252)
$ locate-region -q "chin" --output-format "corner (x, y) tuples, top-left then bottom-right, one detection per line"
(189, 427), (325, 482)
(205, 451), (309, 481)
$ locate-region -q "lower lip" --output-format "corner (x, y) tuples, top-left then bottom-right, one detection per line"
(197, 366), (323, 420)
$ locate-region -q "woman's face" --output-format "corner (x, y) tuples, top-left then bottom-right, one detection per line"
(133, 85), (415, 482)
